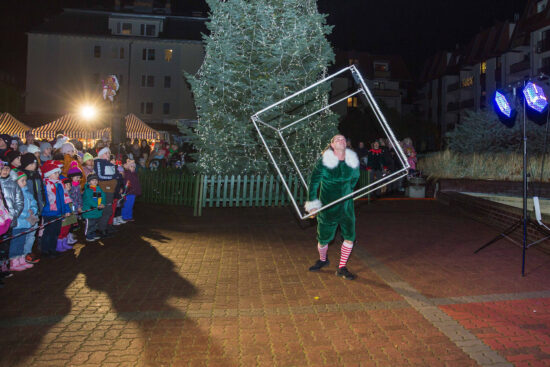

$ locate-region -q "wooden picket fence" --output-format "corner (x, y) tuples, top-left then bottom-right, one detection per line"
(138, 169), (370, 216)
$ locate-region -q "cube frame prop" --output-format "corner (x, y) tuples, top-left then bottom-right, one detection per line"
(251, 65), (410, 220)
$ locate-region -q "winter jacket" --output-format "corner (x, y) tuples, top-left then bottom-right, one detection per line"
(15, 186), (38, 229)
(366, 149), (386, 171)
(0, 175), (24, 226)
(62, 154), (86, 189)
(69, 184), (83, 210)
(41, 181), (71, 217)
(82, 184), (105, 219)
(123, 169), (141, 196)
(23, 169), (45, 215)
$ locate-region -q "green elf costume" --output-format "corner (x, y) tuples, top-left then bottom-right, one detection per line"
(305, 144), (360, 280)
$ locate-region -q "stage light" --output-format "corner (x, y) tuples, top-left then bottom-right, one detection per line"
(522, 82), (548, 113)
(493, 90), (517, 128)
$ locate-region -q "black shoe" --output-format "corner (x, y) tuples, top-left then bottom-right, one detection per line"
(309, 259), (330, 272)
(45, 251), (61, 258)
(335, 267), (355, 280)
(0, 271), (12, 278)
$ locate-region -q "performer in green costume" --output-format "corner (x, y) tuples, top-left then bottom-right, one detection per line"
(305, 135), (360, 280)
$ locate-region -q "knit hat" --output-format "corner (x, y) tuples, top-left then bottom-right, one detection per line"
(6, 150), (21, 165)
(60, 142), (76, 155)
(41, 161), (61, 178)
(40, 141), (52, 153)
(20, 153), (38, 169)
(14, 170), (26, 181)
(62, 177), (71, 185)
(0, 134), (11, 147)
(82, 152), (94, 163)
(26, 144), (40, 154)
(19, 144), (28, 154)
(67, 161), (83, 178)
(87, 173), (99, 183)
(97, 147), (110, 158)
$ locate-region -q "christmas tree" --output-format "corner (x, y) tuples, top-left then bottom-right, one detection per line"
(183, 0), (338, 176)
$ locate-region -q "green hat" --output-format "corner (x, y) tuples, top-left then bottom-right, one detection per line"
(82, 152), (94, 163)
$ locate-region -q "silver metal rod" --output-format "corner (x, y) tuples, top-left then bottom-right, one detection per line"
(256, 118), (279, 132)
(254, 66), (353, 117)
(279, 89), (363, 132)
(298, 169), (408, 220)
(277, 130), (308, 189)
(251, 116), (303, 216)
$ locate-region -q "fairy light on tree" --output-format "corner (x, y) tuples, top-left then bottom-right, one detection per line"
(183, 0), (338, 175)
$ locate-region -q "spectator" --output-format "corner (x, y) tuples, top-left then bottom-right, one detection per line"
(81, 152), (95, 179)
(26, 145), (41, 164)
(9, 138), (19, 152)
(0, 135), (10, 160)
(40, 161), (71, 258)
(140, 140), (151, 157)
(20, 153), (43, 263)
(6, 151), (21, 169)
(40, 142), (53, 163)
(93, 147), (121, 237)
(61, 142), (85, 188)
(25, 131), (38, 147)
(121, 157), (140, 222)
(366, 141), (387, 197)
(82, 173), (105, 242)
(10, 171), (38, 271)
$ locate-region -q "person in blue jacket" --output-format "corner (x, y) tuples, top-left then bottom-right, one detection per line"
(41, 161), (71, 258)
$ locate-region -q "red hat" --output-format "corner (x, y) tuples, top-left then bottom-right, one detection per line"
(14, 170), (26, 181)
(42, 161), (61, 178)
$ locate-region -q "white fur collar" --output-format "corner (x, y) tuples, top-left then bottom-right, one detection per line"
(322, 148), (359, 169)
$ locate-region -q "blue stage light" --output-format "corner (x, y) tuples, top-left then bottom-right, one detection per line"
(522, 82), (548, 113)
(494, 91), (512, 117)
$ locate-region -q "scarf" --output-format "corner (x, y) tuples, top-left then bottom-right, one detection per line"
(44, 177), (70, 211)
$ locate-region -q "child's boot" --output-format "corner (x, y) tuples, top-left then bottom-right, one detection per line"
(56, 239), (67, 252)
(67, 232), (77, 245)
(9, 258), (26, 271)
(19, 256), (33, 269)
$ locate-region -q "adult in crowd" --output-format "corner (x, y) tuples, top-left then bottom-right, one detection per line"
(25, 131), (38, 147)
(304, 134), (360, 280)
(140, 139), (151, 157)
(0, 135), (10, 161)
(94, 146), (122, 237)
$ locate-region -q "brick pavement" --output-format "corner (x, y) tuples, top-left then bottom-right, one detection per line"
(0, 200), (548, 366)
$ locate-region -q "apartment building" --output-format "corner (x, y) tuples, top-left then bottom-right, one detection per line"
(25, 7), (206, 124)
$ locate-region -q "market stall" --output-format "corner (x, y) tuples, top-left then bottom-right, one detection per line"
(32, 113), (105, 140)
(0, 113), (31, 138)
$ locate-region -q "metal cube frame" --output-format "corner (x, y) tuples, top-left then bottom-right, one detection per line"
(251, 65), (410, 220)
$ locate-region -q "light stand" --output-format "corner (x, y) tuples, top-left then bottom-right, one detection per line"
(475, 83), (550, 276)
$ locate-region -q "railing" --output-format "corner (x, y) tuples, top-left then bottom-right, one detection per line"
(138, 169), (371, 216)
(509, 60), (530, 74)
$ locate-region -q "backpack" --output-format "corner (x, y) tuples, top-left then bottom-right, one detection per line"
(0, 183), (12, 235)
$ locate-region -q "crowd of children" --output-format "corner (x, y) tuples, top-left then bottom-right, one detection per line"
(0, 132), (141, 287)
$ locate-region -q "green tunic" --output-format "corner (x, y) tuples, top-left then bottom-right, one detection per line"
(305, 149), (360, 245)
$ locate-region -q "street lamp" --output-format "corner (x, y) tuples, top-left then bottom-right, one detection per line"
(80, 104), (98, 121)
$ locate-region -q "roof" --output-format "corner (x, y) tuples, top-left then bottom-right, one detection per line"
(510, 0), (550, 49)
(30, 8), (207, 41)
(0, 113), (31, 138)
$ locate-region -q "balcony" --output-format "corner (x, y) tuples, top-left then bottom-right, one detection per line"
(510, 60), (530, 74)
(537, 38), (550, 54)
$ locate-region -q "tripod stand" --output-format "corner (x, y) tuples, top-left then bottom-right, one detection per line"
(474, 91), (550, 276)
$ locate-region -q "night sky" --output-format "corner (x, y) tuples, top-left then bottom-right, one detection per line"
(0, 0), (529, 87)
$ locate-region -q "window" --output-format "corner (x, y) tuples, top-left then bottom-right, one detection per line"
(142, 48), (155, 61)
(120, 47), (125, 59)
(347, 97), (358, 108)
(122, 23), (132, 35)
(141, 75), (155, 87)
(373, 81), (385, 89)
(140, 102), (153, 114)
(373, 62), (389, 72)
(165, 49), (173, 62)
(461, 76), (474, 88)
(164, 76), (171, 88)
(140, 24), (156, 36)
(480, 61), (487, 74)
(94, 45), (101, 58)
(163, 103), (170, 114)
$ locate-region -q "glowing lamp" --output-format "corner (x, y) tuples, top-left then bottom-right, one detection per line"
(494, 91), (512, 118)
(522, 82), (548, 113)
(80, 105), (97, 121)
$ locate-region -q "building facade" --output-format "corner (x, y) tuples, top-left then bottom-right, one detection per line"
(25, 8), (205, 125)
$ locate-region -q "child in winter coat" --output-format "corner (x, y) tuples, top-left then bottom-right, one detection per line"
(41, 161), (71, 257)
(66, 162), (83, 244)
(57, 178), (78, 251)
(121, 157), (141, 222)
(0, 162), (23, 273)
(10, 171), (38, 271)
(82, 174), (105, 241)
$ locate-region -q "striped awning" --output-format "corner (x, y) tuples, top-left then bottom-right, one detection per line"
(32, 114), (104, 140)
(98, 114), (160, 140)
(0, 113), (31, 138)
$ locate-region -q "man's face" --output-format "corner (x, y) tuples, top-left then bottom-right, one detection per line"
(330, 135), (347, 151)
(101, 151), (111, 160)
(373, 142), (380, 149)
(359, 142), (365, 148)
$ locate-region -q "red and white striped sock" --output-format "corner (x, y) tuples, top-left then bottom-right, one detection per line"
(318, 244), (328, 262)
(339, 242), (353, 268)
